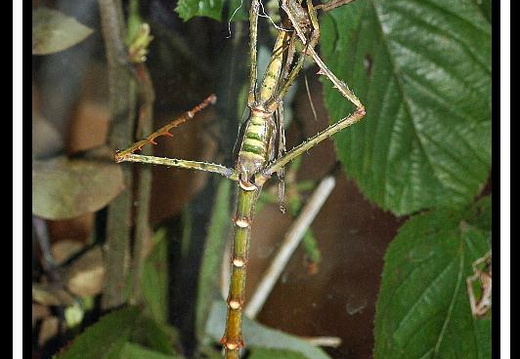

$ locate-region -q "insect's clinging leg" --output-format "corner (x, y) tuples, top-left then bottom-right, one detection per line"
(265, 34), (314, 112)
(275, 105), (287, 213)
(265, 0), (320, 111)
(281, 0), (363, 109)
(262, 107), (366, 178)
(117, 153), (238, 180)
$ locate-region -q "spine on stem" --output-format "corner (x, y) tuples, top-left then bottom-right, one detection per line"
(221, 177), (259, 358)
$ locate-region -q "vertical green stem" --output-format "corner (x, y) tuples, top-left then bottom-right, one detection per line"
(98, 0), (136, 310)
(221, 181), (260, 358)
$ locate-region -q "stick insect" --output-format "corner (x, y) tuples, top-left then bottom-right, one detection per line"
(115, 0), (364, 357)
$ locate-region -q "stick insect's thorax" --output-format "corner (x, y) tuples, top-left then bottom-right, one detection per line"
(236, 106), (277, 180)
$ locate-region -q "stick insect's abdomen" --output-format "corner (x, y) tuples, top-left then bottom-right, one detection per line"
(235, 28), (287, 181)
(236, 108), (277, 179)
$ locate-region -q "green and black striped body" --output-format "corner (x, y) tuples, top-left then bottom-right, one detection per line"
(221, 28), (289, 358)
(236, 107), (277, 179)
(235, 29), (288, 181)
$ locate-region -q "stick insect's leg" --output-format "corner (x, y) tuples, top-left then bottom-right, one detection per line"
(281, 0), (364, 109)
(259, 0), (367, 179)
(113, 93), (238, 180)
(248, 0), (260, 106)
(117, 153), (238, 180)
(275, 105), (287, 213)
(281, 29), (298, 83)
(264, 32), (315, 112)
(308, 46), (363, 108)
(115, 94), (217, 160)
(262, 106), (365, 178)
(265, 1), (321, 111)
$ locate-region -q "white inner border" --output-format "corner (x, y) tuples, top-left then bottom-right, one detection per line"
(13, 0), (23, 357)
(15, 2), (509, 358)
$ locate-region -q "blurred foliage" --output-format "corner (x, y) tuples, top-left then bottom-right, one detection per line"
(33, 6), (94, 55)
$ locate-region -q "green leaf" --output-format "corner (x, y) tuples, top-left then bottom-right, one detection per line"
(126, 0), (143, 45)
(373, 198), (491, 358)
(321, 0), (491, 215)
(56, 307), (141, 359)
(474, 0), (492, 22)
(120, 343), (184, 359)
(33, 7), (94, 55)
(141, 228), (169, 323)
(205, 300), (332, 359)
(174, 0), (247, 22)
(131, 316), (180, 355)
(195, 179), (233, 341)
(32, 150), (125, 220)
(175, 0), (225, 21)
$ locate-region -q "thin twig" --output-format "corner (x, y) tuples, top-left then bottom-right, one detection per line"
(304, 74), (318, 123)
(244, 175), (336, 318)
(303, 336), (342, 348)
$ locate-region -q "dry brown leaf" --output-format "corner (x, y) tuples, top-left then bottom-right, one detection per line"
(38, 316), (60, 347)
(66, 246), (105, 297)
(32, 283), (76, 307)
(32, 148), (124, 220)
(32, 7), (94, 55)
(51, 240), (86, 265)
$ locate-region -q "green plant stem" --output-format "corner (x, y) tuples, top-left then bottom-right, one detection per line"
(221, 182), (259, 358)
